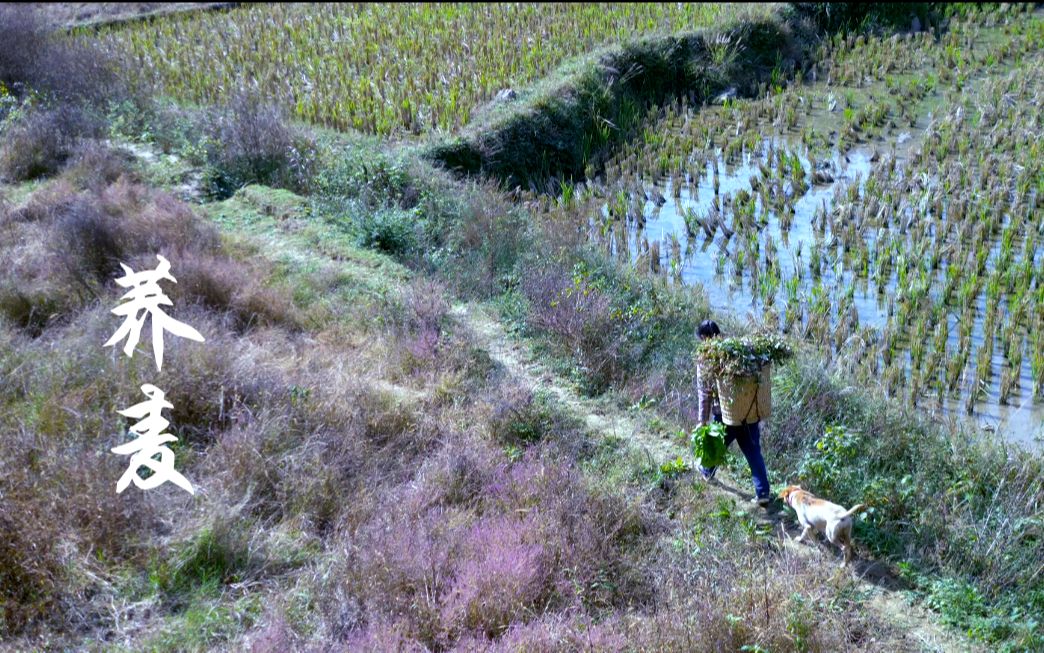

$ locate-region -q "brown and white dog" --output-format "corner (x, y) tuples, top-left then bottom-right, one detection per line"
(779, 485), (866, 566)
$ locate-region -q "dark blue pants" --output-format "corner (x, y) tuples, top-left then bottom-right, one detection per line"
(706, 414), (771, 499)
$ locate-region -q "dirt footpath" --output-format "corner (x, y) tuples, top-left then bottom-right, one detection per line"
(451, 301), (985, 653)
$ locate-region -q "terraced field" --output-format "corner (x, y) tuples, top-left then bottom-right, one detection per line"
(532, 5), (1044, 444)
(91, 2), (768, 134)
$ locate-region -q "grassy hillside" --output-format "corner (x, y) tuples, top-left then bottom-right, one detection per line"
(0, 131), (897, 653)
(1, 2), (1041, 651)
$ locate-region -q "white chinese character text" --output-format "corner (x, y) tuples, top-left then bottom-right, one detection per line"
(112, 384), (195, 495)
(104, 254), (204, 371)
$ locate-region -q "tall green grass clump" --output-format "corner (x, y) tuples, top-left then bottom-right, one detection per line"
(772, 360), (1043, 650)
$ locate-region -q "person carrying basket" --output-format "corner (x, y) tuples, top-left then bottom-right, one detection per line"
(694, 319), (773, 507)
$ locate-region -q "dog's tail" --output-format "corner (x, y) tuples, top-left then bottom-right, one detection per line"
(841, 503), (867, 519)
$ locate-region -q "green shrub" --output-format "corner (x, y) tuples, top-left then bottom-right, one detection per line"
(773, 360), (1044, 647)
(787, 3), (932, 33)
(354, 206), (421, 257)
(520, 250), (710, 397)
(314, 144), (415, 208)
(107, 98), (209, 162)
(489, 387), (554, 448)
(150, 522), (256, 599)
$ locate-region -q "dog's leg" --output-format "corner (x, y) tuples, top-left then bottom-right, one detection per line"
(838, 529), (854, 567)
(794, 524), (813, 543)
(841, 543), (853, 567)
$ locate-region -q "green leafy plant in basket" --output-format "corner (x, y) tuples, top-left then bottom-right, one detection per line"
(695, 332), (794, 379)
(691, 421), (728, 469)
(696, 332), (794, 425)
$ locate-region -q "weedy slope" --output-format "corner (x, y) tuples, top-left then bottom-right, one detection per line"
(1, 3), (1040, 652)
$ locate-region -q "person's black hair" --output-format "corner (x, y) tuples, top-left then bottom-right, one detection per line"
(697, 320), (721, 339)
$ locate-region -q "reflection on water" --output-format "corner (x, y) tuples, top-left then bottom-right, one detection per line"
(595, 142), (1043, 449)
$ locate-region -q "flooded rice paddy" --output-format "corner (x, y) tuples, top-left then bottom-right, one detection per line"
(536, 7), (1044, 447)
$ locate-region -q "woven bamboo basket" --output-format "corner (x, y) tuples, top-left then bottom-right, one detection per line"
(717, 363), (772, 426)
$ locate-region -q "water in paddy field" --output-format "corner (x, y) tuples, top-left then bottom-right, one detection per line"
(596, 141), (1043, 450)
(626, 145), (876, 317)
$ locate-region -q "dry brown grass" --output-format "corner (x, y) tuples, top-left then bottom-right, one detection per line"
(0, 106), (105, 182)
(0, 173), (301, 336)
(61, 140), (139, 191)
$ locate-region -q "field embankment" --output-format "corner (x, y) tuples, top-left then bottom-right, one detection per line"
(424, 3), (938, 191)
(426, 10), (813, 192)
(32, 3), (238, 30)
